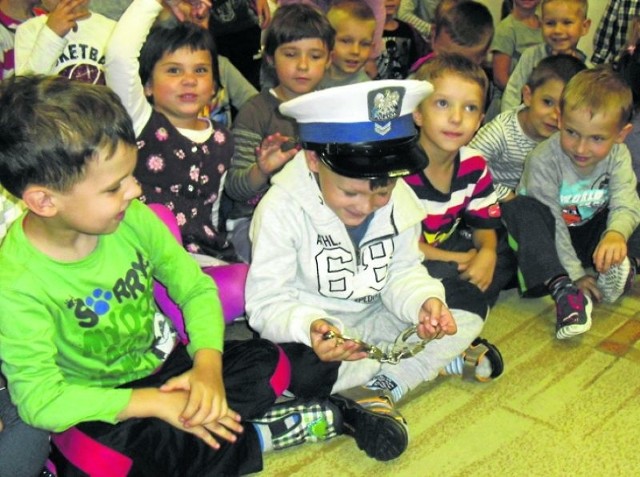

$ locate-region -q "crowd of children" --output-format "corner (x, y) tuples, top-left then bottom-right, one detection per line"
(0, 0), (639, 475)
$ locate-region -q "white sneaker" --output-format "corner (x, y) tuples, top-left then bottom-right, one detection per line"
(596, 257), (636, 303)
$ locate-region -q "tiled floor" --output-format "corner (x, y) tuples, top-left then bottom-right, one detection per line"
(254, 283), (640, 476)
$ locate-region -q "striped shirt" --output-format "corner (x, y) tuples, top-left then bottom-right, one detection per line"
(469, 106), (538, 193)
(405, 146), (501, 246)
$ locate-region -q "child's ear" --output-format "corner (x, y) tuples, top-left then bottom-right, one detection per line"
(22, 187), (58, 218)
(581, 18), (592, 36)
(412, 109), (424, 127)
(305, 150), (321, 173)
(616, 122), (633, 143)
(522, 85), (533, 106)
(143, 81), (153, 98)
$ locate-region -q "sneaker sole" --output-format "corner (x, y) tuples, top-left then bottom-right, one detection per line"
(596, 258), (633, 303)
(329, 394), (409, 461)
(556, 297), (593, 340)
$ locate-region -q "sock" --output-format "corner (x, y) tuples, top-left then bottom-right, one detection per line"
(444, 354), (492, 379)
(366, 374), (404, 403)
(548, 275), (573, 301)
(252, 414), (301, 452)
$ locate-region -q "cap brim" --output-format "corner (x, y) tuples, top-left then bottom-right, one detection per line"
(309, 138), (427, 179)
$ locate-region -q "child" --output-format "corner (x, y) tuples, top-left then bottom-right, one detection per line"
(106, 0), (235, 259)
(406, 54), (515, 307)
(0, 0), (40, 80)
(410, 0), (495, 72)
(246, 79), (504, 462)
(501, 67), (640, 339)
(224, 3), (334, 262)
(375, 0), (428, 79)
(15, 0), (115, 84)
(0, 75), (343, 476)
(470, 54), (587, 202)
(501, 0), (591, 113)
(488, 0), (543, 117)
(318, 0), (375, 88)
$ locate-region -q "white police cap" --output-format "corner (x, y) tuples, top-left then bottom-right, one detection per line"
(280, 79), (433, 178)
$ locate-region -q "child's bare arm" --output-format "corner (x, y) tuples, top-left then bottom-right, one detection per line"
(492, 52), (512, 91)
(418, 241), (477, 265)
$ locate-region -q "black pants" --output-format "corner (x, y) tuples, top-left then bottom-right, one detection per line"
(501, 195), (640, 297)
(52, 340), (282, 477)
(423, 226), (517, 307)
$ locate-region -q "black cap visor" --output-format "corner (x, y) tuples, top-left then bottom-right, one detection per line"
(304, 135), (427, 179)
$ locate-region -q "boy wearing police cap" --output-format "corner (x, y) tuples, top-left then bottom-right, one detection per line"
(245, 80), (503, 461)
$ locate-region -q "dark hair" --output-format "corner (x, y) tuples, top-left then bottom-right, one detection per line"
(261, 4), (335, 89)
(139, 22), (220, 95)
(0, 76), (136, 197)
(434, 1), (494, 48)
(263, 4), (335, 58)
(527, 54), (587, 91)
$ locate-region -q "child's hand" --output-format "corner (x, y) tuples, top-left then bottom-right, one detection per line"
(159, 349), (228, 428)
(575, 275), (602, 303)
(0, 416), (4, 433)
(256, 132), (299, 177)
(310, 319), (369, 362)
(455, 249), (478, 271)
(163, 0), (212, 22)
(459, 247), (496, 292)
(155, 389), (242, 449)
(593, 231), (627, 273)
(46, 0), (90, 37)
(417, 298), (457, 340)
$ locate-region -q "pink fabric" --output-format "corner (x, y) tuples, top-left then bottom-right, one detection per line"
(52, 428), (132, 477)
(148, 203), (248, 335)
(270, 346), (292, 397)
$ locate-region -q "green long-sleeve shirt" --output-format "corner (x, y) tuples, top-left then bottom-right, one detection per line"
(0, 200), (224, 432)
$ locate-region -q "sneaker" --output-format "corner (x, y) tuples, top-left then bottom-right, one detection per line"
(440, 337), (504, 382)
(251, 398), (342, 451)
(330, 387), (408, 461)
(555, 286), (592, 339)
(596, 257), (636, 303)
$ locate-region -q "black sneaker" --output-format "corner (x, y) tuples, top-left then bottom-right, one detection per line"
(330, 387), (408, 461)
(555, 285), (592, 339)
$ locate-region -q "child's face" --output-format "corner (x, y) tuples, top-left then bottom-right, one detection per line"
(384, 0), (402, 18)
(144, 47), (215, 129)
(306, 151), (396, 227)
(272, 38), (330, 100)
(331, 17), (376, 76)
(431, 29), (492, 66)
(522, 78), (564, 140)
(52, 142), (141, 236)
(514, 0), (541, 11)
(559, 107), (631, 175)
(541, 1), (590, 55)
(412, 74), (484, 156)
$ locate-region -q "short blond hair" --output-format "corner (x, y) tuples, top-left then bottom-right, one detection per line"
(413, 54), (488, 106)
(541, 0), (588, 19)
(561, 66), (633, 127)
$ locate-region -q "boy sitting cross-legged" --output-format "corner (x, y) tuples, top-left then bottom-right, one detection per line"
(501, 67), (640, 339)
(246, 79), (504, 462)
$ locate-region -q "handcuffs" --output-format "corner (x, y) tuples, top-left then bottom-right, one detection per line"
(323, 325), (431, 365)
